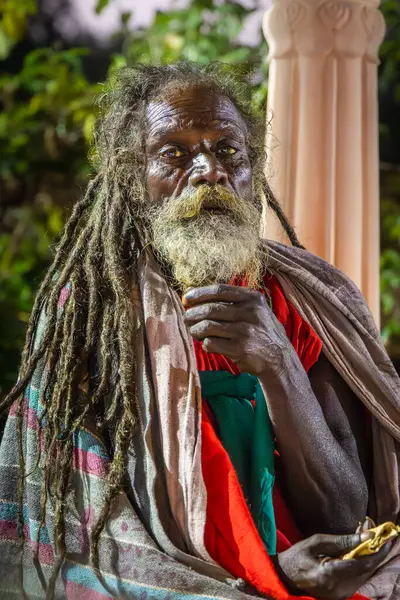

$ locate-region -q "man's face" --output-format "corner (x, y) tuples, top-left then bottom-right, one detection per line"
(143, 84), (263, 289)
(145, 85), (253, 204)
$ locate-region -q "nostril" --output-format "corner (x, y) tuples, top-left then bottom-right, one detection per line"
(189, 168), (228, 188)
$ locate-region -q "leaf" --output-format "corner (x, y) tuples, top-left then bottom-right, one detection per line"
(121, 12), (131, 26)
(47, 209), (64, 235)
(95, 0), (109, 14)
(83, 113), (96, 144)
(165, 33), (184, 52)
(382, 292), (395, 315)
(109, 53), (127, 71)
(0, 23), (14, 60)
(222, 47), (252, 64)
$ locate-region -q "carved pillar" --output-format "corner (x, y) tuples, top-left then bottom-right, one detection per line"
(263, 0), (385, 323)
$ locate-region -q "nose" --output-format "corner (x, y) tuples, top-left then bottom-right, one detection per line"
(188, 153), (228, 188)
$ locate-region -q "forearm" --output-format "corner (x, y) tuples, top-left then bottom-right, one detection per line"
(259, 350), (368, 536)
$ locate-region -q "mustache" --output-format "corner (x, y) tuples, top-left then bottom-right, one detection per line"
(161, 184), (259, 221)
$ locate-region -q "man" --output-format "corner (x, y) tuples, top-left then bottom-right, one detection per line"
(0, 62), (399, 600)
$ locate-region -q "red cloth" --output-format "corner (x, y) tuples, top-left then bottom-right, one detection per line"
(197, 274), (369, 600)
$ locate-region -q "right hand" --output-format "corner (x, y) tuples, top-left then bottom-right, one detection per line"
(272, 531), (393, 599)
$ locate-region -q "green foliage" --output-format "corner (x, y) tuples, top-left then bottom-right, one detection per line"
(113, 0), (268, 110)
(378, 0), (400, 354)
(378, 0), (400, 93)
(0, 200), (63, 394)
(0, 0), (37, 58)
(0, 47), (99, 180)
(0, 38), (101, 395)
(95, 0), (110, 15)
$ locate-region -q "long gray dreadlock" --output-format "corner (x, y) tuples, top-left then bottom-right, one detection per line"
(0, 61), (303, 597)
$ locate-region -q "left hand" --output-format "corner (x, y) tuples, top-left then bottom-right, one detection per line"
(272, 532), (393, 600)
(183, 284), (292, 377)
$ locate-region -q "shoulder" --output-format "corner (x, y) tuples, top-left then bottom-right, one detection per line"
(264, 240), (378, 336)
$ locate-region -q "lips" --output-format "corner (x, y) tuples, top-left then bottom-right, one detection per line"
(201, 203), (227, 213)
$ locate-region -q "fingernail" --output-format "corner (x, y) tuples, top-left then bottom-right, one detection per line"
(360, 532), (375, 542)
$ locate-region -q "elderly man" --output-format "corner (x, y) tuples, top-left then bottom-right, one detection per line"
(0, 62), (399, 600)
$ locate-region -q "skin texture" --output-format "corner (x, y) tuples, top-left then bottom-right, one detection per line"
(145, 86), (253, 205)
(145, 85), (389, 598)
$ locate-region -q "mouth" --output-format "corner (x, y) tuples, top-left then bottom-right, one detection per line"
(201, 204), (228, 214)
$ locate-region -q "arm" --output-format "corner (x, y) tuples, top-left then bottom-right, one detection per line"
(259, 350), (369, 536)
(183, 285), (369, 536)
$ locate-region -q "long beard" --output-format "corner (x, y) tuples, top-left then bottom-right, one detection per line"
(146, 184), (265, 290)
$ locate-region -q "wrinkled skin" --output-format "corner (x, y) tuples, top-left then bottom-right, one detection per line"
(145, 85), (385, 598)
(183, 284), (290, 377)
(146, 85), (253, 206)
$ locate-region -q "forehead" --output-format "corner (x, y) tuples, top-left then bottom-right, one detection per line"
(146, 86), (248, 143)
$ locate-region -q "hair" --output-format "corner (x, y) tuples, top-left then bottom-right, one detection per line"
(0, 61), (303, 597)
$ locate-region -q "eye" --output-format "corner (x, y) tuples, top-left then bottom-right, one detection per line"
(217, 145), (238, 156)
(161, 146), (186, 158)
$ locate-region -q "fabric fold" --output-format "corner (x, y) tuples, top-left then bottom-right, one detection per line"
(0, 242), (398, 599)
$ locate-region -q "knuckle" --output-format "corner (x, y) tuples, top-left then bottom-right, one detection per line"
(257, 290), (268, 304)
(214, 284), (225, 296)
(311, 533), (324, 546)
(200, 304), (213, 319)
(252, 304), (265, 322)
(251, 290), (264, 306)
(237, 321), (250, 335)
(322, 560), (340, 579)
(194, 320), (208, 334)
(205, 320), (220, 334)
(341, 534), (360, 552)
(192, 320), (212, 337)
(214, 303), (228, 316)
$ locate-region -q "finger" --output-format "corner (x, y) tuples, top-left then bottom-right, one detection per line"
(322, 540), (393, 578)
(311, 532), (374, 558)
(345, 539), (394, 572)
(188, 320), (236, 341)
(323, 540), (393, 576)
(202, 337), (239, 357)
(184, 302), (255, 326)
(183, 284), (261, 307)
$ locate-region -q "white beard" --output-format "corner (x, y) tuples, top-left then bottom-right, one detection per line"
(150, 211), (263, 289)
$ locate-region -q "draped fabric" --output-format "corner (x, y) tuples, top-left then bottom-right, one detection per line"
(200, 370), (277, 555)
(196, 274), (319, 595)
(196, 273), (368, 599)
(0, 243), (397, 599)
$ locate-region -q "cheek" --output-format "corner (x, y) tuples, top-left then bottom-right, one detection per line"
(231, 160), (253, 198)
(146, 161), (181, 203)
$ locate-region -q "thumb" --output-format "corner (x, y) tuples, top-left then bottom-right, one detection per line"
(311, 532), (374, 558)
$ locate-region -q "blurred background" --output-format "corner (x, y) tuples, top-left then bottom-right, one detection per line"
(0, 0), (399, 396)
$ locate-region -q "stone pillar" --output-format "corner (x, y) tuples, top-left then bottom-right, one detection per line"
(262, 0), (385, 323)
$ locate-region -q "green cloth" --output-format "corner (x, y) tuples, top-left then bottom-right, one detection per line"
(199, 370), (277, 555)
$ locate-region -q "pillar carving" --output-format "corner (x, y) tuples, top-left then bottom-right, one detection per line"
(263, 0), (385, 322)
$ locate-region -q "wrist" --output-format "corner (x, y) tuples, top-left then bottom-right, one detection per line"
(258, 345), (300, 387)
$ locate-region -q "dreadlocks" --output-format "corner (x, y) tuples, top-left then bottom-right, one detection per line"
(0, 60), (303, 598)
